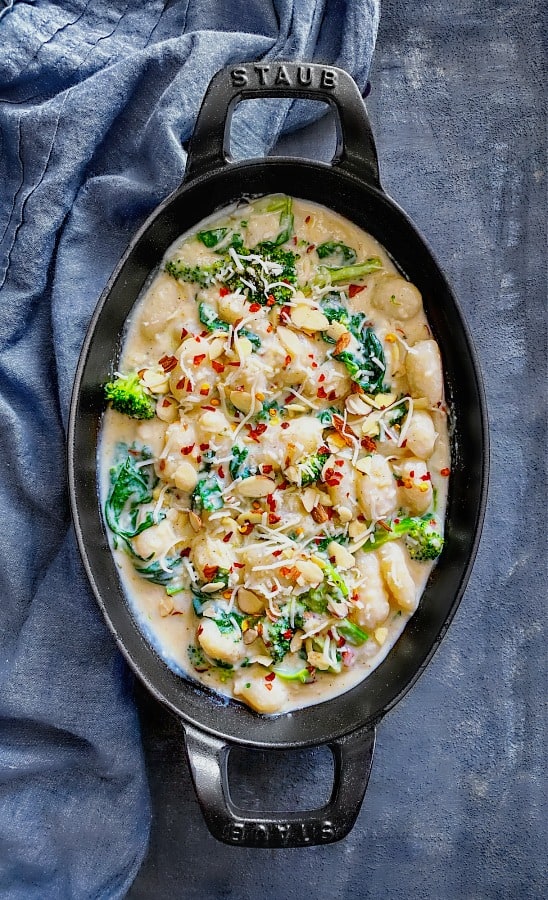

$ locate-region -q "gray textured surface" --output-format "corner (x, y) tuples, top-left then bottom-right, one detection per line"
(129, 1), (547, 897)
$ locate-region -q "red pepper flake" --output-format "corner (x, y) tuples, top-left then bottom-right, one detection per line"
(196, 455), (202, 463)
(311, 361), (318, 369)
(266, 494), (276, 512)
(318, 445), (330, 455)
(222, 532), (233, 543)
(197, 625), (203, 636)
(335, 459), (344, 467)
(180, 327), (189, 340)
(283, 354), (291, 368)
(159, 459), (166, 471)
(161, 398), (171, 407)
(305, 215), (311, 224)
(280, 305), (292, 323)
(318, 373), (326, 383)
(181, 444), (194, 455)
(262, 464), (273, 474)
(249, 302), (261, 312)
(211, 360), (225, 374)
(401, 439), (408, 448)
(328, 390), (337, 401)
(268, 513), (281, 525)
(348, 284), (365, 298)
(394, 518), (400, 524)
(409, 470), (415, 478)
(203, 565), (219, 580)
(233, 562), (245, 569)
(281, 422), (290, 430)
(158, 355), (178, 373)
(219, 286), (230, 297)
(277, 480), (289, 490)
(361, 436), (376, 452)
(282, 630), (292, 640)
(199, 443), (209, 451)
(246, 422), (267, 443)
(228, 361), (241, 367)
(176, 377), (186, 390)
(317, 386), (327, 399)
(420, 473), (431, 481)
(272, 549), (283, 557)
(266, 324), (273, 333)
(441, 467), (451, 477)
(180, 547), (191, 558)
(293, 235), (298, 245)
(202, 405), (215, 411)
(306, 244), (315, 253)
(265, 672), (275, 682)
(265, 682), (273, 691)
(266, 295), (276, 306)
(193, 354), (206, 365)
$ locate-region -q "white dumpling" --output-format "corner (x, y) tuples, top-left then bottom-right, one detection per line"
(354, 550), (391, 629)
(372, 274), (423, 320)
(404, 410), (437, 459)
(355, 454), (398, 521)
(405, 340), (443, 406)
(397, 458), (433, 515)
(132, 518), (177, 561)
(233, 667), (288, 714)
(191, 533), (236, 580)
(197, 619), (246, 665)
(379, 542), (417, 612)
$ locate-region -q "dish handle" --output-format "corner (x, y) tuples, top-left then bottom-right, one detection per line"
(184, 61), (380, 187)
(183, 722), (376, 847)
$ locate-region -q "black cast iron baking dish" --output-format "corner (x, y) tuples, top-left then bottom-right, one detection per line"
(68, 62), (488, 847)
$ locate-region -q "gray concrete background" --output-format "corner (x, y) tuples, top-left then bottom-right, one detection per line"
(128, 1), (546, 896)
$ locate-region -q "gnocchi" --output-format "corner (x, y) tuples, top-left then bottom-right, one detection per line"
(101, 195), (450, 715)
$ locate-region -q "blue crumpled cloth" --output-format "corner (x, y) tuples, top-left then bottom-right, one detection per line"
(0, 1), (379, 895)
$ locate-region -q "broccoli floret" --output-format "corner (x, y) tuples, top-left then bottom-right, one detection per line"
(312, 257), (383, 288)
(365, 515), (444, 561)
(303, 561), (349, 613)
(104, 373), (155, 420)
(293, 450), (330, 487)
(165, 259), (223, 286)
(263, 614), (303, 664)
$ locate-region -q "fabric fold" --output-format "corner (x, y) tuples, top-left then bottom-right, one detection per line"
(0, 1), (379, 895)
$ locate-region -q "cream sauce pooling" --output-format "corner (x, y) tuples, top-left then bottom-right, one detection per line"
(99, 196), (450, 715)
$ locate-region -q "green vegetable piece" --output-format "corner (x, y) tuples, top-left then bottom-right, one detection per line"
(191, 474), (223, 511)
(337, 620), (369, 646)
(263, 614), (303, 664)
(334, 326), (386, 394)
(165, 259), (223, 287)
(273, 653), (314, 683)
(363, 515), (444, 561)
(251, 194), (294, 246)
(316, 241), (357, 265)
(105, 447), (157, 542)
(198, 302), (261, 350)
(134, 556), (183, 586)
(229, 445), (252, 480)
(313, 257), (383, 288)
(104, 373), (154, 420)
(316, 406), (340, 426)
(315, 532), (349, 552)
(188, 644), (210, 672)
(197, 227), (229, 248)
(303, 561), (349, 613)
(295, 450), (330, 487)
(303, 586), (328, 613)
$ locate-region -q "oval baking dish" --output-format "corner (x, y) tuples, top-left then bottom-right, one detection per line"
(68, 62), (488, 847)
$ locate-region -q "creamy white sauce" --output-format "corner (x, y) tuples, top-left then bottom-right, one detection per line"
(99, 196), (450, 715)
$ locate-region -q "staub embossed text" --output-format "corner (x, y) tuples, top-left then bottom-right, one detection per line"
(230, 64), (338, 90)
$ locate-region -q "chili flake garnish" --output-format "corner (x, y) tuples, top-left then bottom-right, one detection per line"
(203, 565), (219, 580)
(246, 422), (268, 443)
(158, 355), (177, 372)
(211, 360), (225, 374)
(441, 467), (450, 476)
(222, 532), (233, 543)
(348, 284), (365, 298)
(219, 286), (230, 297)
